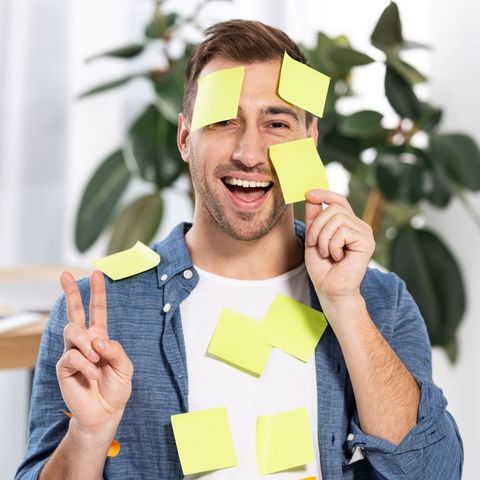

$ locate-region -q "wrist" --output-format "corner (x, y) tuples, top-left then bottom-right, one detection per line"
(320, 292), (367, 325)
(68, 415), (121, 450)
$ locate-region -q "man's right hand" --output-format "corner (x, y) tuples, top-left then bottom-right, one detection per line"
(56, 271), (133, 438)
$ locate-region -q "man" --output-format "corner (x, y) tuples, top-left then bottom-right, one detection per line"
(17, 19), (462, 479)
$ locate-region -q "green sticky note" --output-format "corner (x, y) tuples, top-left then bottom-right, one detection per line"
(208, 308), (272, 376)
(190, 66), (245, 131)
(256, 407), (314, 474)
(259, 293), (327, 362)
(92, 241), (160, 281)
(278, 51), (330, 118)
(269, 137), (329, 204)
(171, 407), (238, 475)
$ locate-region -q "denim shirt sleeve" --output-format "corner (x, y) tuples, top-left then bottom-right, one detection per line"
(347, 276), (464, 479)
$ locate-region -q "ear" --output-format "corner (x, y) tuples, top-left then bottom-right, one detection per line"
(308, 116), (319, 146)
(177, 112), (191, 163)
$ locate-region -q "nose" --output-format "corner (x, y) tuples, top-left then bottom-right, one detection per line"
(231, 123), (268, 170)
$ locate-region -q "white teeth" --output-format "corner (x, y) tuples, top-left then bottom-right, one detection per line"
(224, 177), (271, 188)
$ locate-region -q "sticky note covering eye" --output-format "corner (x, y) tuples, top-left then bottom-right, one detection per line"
(207, 308), (272, 376)
(256, 407), (314, 474)
(171, 407), (238, 475)
(190, 66), (245, 131)
(259, 293), (327, 362)
(269, 137), (329, 204)
(278, 51), (330, 118)
(92, 241), (160, 281)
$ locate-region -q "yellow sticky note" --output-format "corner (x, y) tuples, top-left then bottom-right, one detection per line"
(256, 407), (314, 474)
(269, 137), (329, 204)
(278, 51), (330, 118)
(208, 308), (272, 376)
(171, 407), (238, 475)
(259, 294), (327, 362)
(92, 241), (160, 281)
(190, 66), (245, 131)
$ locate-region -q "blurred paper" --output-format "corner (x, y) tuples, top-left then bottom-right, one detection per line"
(278, 51), (330, 118)
(191, 66), (245, 131)
(0, 313), (43, 334)
(171, 407), (238, 475)
(259, 293), (327, 362)
(92, 241), (160, 281)
(208, 308), (272, 376)
(256, 407), (314, 474)
(269, 137), (329, 204)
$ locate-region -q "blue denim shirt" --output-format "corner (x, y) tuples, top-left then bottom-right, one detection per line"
(16, 222), (463, 479)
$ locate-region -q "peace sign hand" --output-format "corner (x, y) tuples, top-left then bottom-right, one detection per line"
(56, 271), (133, 437)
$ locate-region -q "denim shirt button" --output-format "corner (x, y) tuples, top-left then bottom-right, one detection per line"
(160, 273), (168, 282)
(183, 269), (193, 280)
(163, 303), (172, 313)
(347, 433), (355, 442)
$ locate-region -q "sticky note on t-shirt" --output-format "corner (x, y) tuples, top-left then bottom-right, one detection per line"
(278, 51), (330, 118)
(171, 407), (238, 475)
(256, 407), (315, 474)
(269, 137), (329, 204)
(208, 308), (272, 376)
(190, 66), (245, 131)
(92, 241), (160, 281)
(259, 293), (327, 362)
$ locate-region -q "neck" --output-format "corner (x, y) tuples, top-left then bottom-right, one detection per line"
(185, 211), (304, 280)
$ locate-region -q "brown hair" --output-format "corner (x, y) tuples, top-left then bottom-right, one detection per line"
(183, 19), (313, 125)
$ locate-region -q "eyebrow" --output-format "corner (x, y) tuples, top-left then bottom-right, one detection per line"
(237, 106), (301, 123)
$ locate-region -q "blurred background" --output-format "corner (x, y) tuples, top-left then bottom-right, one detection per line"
(0, 0), (479, 478)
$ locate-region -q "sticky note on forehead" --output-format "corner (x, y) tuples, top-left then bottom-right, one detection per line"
(278, 51), (330, 118)
(190, 66), (245, 131)
(269, 137), (329, 204)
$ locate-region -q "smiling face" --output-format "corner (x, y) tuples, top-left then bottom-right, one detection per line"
(178, 57), (318, 241)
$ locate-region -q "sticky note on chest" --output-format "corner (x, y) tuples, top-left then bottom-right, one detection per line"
(269, 137), (329, 204)
(171, 407), (238, 475)
(278, 51), (330, 118)
(208, 308), (272, 376)
(190, 66), (245, 131)
(92, 241), (160, 280)
(256, 407), (315, 474)
(259, 293), (327, 362)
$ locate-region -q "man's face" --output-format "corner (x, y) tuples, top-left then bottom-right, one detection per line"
(178, 57), (318, 241)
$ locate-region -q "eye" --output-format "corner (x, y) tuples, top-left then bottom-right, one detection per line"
(209, 119), (235, 128)
(269, 121), (289, 129)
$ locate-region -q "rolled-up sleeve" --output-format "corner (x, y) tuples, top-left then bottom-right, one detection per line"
(347, 275), (463, 479)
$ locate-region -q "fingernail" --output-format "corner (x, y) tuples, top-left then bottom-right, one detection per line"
(97, 339), (107, 351)
(89, 349), (100, 362)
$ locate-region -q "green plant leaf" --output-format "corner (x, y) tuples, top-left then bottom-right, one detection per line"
(384, 66), (421, 120)
(418, 103), (443, 132)
(144, 13), (178, 39)
(329, 47), (375, 69)
(75, 150), (131, 252)
(371, 2), (402, 51)
(128, 104), (185, 188)
(153, 61), (185, 123)
(423, 150), (452, 208)
(86, 43), (145, 62)
(400, 40), (430, 51)
(430, 133), (480, 191)
(390, 226), (465, 349)
(387, 56), (427, 85)
(107, 193), (163, 254)
(78, 73), (147, 99)
(339, 110), (384, 138)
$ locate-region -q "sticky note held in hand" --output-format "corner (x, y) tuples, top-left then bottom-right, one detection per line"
(269, 137), (329, 204)
(208, 308), (272, 376)
(278, 51), (330, 118)
(92, 241), (160, 281)
(256, 407), (315, 474)
(190, 66), (245, 131)
(259, 293), (328, 362)
(171, 407), (238, 475)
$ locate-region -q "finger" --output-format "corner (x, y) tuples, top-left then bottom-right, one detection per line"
(305, 198), (325, 232)
(63, 323), (100, 363)
(57, 348), (98, 381)
(306, 204), (350, 247)
(92, 338), (134, 379)
(328, 225), (364, 262)
(89, 271), (108, 331)
(306, 189), (354, 212)
(60, 271), (86, 327)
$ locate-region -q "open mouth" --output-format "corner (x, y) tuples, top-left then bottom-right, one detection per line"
(222, 176), (274, 203)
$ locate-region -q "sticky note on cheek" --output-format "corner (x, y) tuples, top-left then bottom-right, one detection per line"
(171, 407), (238, 475)
(92, 241), (160, 281)
(278, 51), (330, 118)
(190, 66), (245, 131)
(269, 137), (329, 204)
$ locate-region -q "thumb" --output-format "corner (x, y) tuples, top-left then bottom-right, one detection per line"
(92, 337), (134, 378)
(305, 199), (323, 232)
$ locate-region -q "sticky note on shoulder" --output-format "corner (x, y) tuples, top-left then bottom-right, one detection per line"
(256, 407), (314, 474)
(191, 66), (245, 131)
(208, 308), (272, 376)
(259, 294), (327, 362)
(278, 51), (330, 118)
(171, 407), (238, 475)
(92, 241), (160, 281)
(269, 137), (329, 204)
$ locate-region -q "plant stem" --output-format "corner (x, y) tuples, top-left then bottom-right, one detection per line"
(455, 187), (480, 230)
(362, 188), (386, 235)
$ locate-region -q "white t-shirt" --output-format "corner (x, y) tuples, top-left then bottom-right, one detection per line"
(180, 263), (322, 479)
